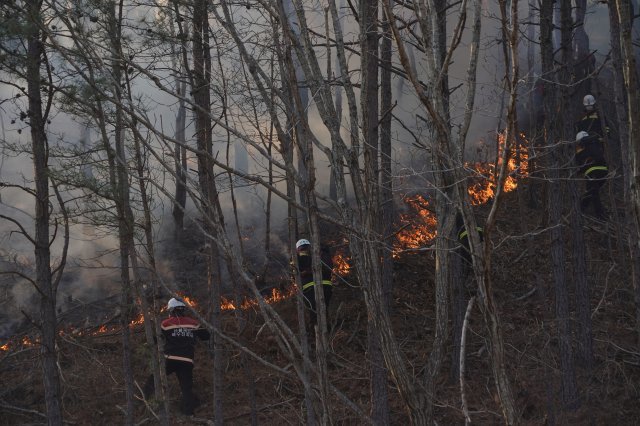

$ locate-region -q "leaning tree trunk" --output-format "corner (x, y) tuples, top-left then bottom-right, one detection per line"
(26, 1), (63, 422)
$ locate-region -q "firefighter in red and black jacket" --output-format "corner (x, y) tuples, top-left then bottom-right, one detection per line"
(296, 239), (333, 333)
(143, 297), (210, 415)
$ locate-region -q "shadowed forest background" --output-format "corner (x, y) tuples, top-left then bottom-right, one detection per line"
(1, 0), (640, 425)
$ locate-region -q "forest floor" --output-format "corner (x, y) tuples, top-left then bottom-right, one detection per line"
(2, 190), (640, 425)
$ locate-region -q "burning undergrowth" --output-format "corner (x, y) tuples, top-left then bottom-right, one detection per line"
(1, 132), (528, 352)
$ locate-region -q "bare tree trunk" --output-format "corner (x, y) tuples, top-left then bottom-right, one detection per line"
(359, 1), (390, 423)
(376, 1), (394, 422)
(123, 74), (170, 423)
(26, 1), (63, 422)
(168, 8), (188, 238)
(192, 2), (224, 421)
(570, 181), (593, 370)
(613, 0), (640, 348)
(107, 1), (135, 422)
(609, 0), (640, 351)
(564, 0), (594, 373)
(541, 0), (579, 409)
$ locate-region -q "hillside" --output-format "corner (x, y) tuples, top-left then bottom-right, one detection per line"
(1, 190), (639, 425)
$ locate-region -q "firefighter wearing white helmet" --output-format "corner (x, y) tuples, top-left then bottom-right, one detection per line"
(576, 93), (610, 141)
(167, 297), (186, 310)
(296, 238), (310, 249)
(575, 131), (608, 220)
(143, 296), (210, 415)
(295, 238), (334, 333)
(583, 94), (596, 109)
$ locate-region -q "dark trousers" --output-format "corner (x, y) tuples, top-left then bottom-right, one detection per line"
(581, 172), (607, 219)
(303, 284), (333, 330)
(143, 359), (198, 415)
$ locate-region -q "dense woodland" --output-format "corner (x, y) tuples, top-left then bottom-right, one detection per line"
(1, 0), (640, 425)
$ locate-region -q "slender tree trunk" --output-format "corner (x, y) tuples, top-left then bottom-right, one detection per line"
(609, 0), (640, 351)
(613, 0), (640, 348)
(359, 1), (389, 423)
(124, 72), (170, 422)
(564, 0), (594, 372)
(376, 1), (393, 422)
(107, 1), (136, 422)
(168, 2), (189, 239)
(193, 2), (224, 421)
(26, 1), (63, 422)
(275, 8), (318, 421)
(542, 0), (579, 409)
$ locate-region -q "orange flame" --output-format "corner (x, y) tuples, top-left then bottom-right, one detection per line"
(177, 294), (198, 308)
(466, 132), (529, 205)
(129, 313), (145, 326)
(221, 285), (298, 311)
(332, 252), (351, 276)
(394, 195), (438, 255)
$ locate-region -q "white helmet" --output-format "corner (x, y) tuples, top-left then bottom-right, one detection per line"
(296, 239), (311, 249)
(576, 131), (589, 142)
(167, 297), (186, 310)
(583, 94), (596, 107)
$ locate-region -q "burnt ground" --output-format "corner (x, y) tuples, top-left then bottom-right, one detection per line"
(1, 189), (640, 425)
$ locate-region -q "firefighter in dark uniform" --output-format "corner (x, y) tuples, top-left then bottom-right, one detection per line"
(143, 297), (210, 415)
(296, 238), (333, 332)
(575, 130), (608, 220)
(575, 94), (610, 140)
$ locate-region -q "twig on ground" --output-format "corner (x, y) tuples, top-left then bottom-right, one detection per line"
(223, 398), (296, 421)
(514, 287), (536, 301)
(0, 400), (77, 424)
(460, 296), (475, 426)
(592, 263), (616, 318)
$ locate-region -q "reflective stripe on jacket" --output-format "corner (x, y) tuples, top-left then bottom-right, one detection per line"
(584, 165), (608, 178)
(302, 280), (333, 291)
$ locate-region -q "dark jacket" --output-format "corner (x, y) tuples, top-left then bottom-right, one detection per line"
(575, 134), (607, 177)
(297, 245), (333, 288)
(575, 110), (609, 140)
(161, 315), (210, 363)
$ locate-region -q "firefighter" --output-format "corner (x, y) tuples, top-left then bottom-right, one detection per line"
(575, 94), (610, 140)
(296, 238), (333, 332)
(143, 297), (210, 415)
(575, 131), (608, 220)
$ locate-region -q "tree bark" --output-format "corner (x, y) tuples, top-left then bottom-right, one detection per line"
(613, 0), (640, 348)
(193, 2), (224, 422)
(542, 0), (579, 409)
(360, 1), (390, 423)
(26, 0), (63, 422)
